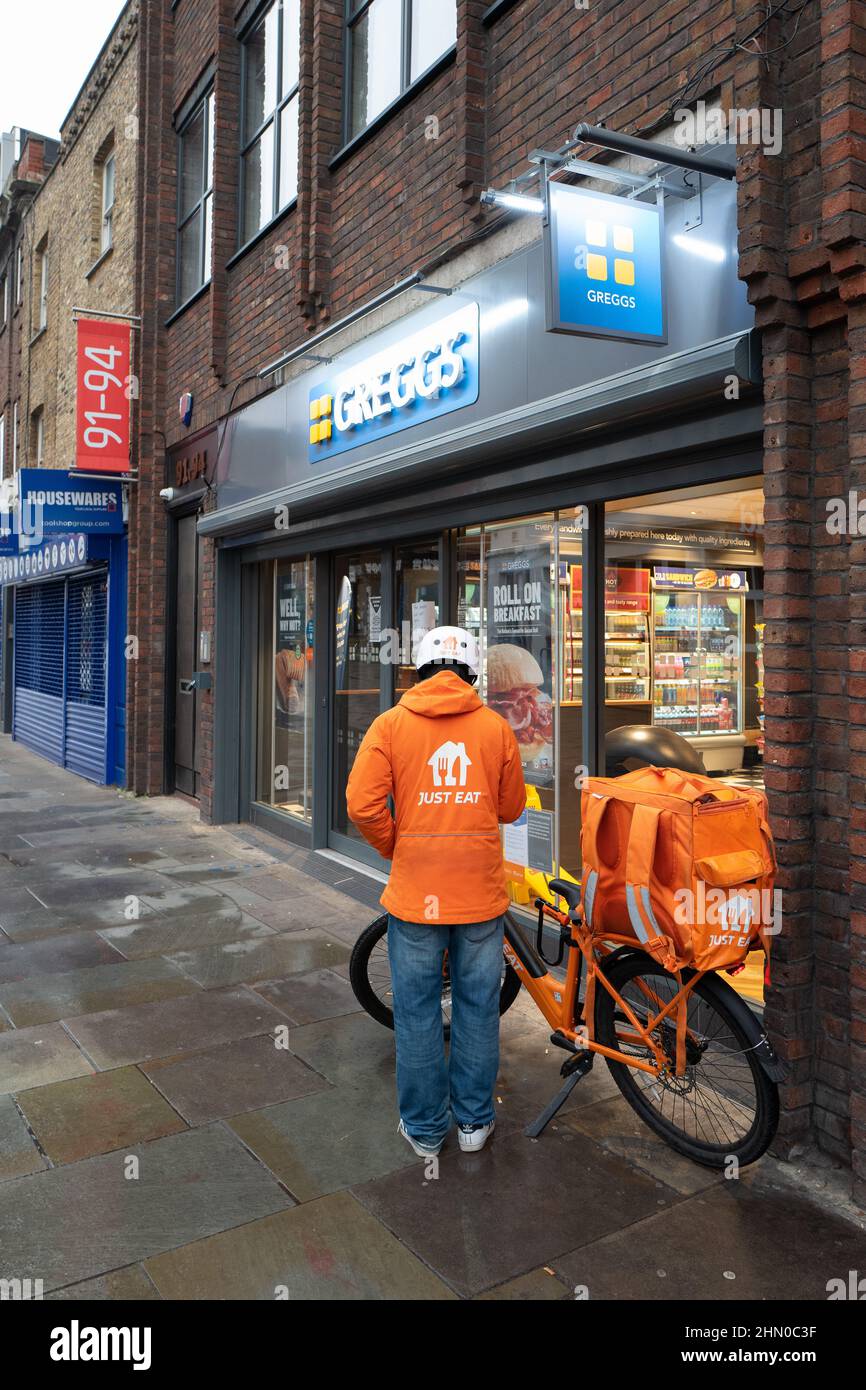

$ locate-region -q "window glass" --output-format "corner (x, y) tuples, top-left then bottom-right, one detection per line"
(332, 550), (383, 841)
(278, 97), (299, 209)
(244, 4), (279, 138)
(101, 154), (115, 253)
(350, 0), (403, 137)
(178, 210), (202, 304)
(281, 0), (300, 96)
(411, 0), (456, 81)
(257, 557), (316, 823)
(242, 122), (275, 243)
(180, 108), (204, 220)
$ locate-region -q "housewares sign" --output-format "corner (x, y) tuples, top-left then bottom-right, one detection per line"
(308, 304), (480, 463)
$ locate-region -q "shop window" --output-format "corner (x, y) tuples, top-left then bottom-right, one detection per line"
(257, 556), (315, 823)
(456, 510), (585, 907)
(347, 0), (457, 140)
(177, 90), (215, 304)
(332, 549), (383, 841)
(240, 0), (300, 247)
(603, 480), (765, 1001)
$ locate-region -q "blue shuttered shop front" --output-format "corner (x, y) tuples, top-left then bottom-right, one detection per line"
(4, 533), (126, 786)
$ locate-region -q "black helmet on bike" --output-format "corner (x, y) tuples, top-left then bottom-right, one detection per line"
(604, 724), (706, 779)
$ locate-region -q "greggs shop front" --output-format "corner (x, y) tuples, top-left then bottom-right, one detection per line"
(200, 170), (767, 1000)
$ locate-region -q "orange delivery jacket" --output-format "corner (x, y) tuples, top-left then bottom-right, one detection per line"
(346, 669), (527, 924)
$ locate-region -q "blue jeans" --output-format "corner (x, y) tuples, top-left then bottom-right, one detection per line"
(387, 914), (505, 1145)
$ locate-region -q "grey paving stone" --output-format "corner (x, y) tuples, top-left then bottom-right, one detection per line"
(166, 932), (351, 990)
(473, 1268), (572, 1300)
(46, 1265), (161, 1301)
(98, 912), (275, 961)
(0, 1093), (49, 1179)
(0, 1124), (292, 1291)
(251, 967), (362, 1025)
(227, 1068), (417, 1201)
(0, 1023), (94, 1094)
(63, 987), (288, 1068)
(491, 1026), (622, 1132)
(285, 1010), (398, 1086)
(27, 871), (171, 912)
(16, 1067), (187, 1164)
(553, 1180), (866, 1300)
(0, 957), (200, 1028)
(144, 1191), (456, 1300)
(0, 931), (125, 984)
(562, 1096), (721, 1197)
(353, 1125), (678, 1298)
(142, 1034), (330, 1125)
(0, 903), (156, 942)
(138, 885), (243, 922)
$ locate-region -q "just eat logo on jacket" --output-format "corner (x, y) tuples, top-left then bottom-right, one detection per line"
(419, 741), (480, 805)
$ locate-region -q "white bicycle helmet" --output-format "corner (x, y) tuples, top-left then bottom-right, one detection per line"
(415, 626), (479, 678)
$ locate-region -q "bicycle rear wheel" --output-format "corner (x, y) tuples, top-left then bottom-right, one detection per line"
(594, 951), (778, 1168)
(349, 913), (522, 1038)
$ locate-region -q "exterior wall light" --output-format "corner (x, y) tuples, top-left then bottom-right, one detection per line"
(480, 188), (545, 214)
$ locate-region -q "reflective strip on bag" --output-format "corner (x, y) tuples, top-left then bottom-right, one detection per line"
(625, 883), (650, 943)
(583, 869), (598, 927)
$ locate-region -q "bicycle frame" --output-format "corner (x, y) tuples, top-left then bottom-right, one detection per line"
(503, 904), (708, 1079)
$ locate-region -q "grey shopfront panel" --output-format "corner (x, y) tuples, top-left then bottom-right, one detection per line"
(203, 174), (755, 539)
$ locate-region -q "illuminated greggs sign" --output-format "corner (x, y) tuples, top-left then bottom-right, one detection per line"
(545, 185), (666, 344)
(308, 303), (479, 462)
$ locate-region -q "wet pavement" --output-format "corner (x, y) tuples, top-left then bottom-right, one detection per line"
(0, 736), (863, 1300)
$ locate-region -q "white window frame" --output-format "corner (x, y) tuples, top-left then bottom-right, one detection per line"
(101, 152), (116, 254)
(15, 245), (23, 305)
(0, 273), (7, 329)
(0, 412), (5, 477)
(12, 402), (19, 472)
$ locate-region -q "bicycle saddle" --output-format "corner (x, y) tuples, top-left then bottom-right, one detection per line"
(548, 878), (581, 912)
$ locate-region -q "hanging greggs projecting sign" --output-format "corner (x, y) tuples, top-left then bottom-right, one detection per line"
(308, 304), (480, 463)
(75, 317), (132, 474)
(545, 185), (666, 344)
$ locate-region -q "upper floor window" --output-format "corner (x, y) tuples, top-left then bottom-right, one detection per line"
(347, 0), (456, 139)
(177, 90), (215, 304)
(0, 413), (5, 479)
(12, 402), (19, 472)
(101, 152), (116, 254)
(15, 245), (23, 305)
(0, 272), (7, 329)
(240, 0), (300, 245)
(31, 407), (44, 466)
(36, 241), (49, 330)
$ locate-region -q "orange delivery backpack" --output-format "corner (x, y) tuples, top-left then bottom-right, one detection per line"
(579, 766), (777, 973)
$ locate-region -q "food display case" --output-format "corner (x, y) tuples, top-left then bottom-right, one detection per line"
(564, 564), (651, 709)
(652, 566), (747, 772)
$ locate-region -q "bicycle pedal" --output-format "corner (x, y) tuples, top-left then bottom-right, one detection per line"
(561, 1052), (594, 1079)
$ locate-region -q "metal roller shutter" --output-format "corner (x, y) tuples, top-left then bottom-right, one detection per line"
(65, 573), (108, 781)
(12, 570), (109, 783)
(13, 581), (66, 765)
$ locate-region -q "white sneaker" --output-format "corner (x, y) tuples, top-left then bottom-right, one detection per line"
(398, 1119), (444, 1158)
(457, 1120), (495, 1153)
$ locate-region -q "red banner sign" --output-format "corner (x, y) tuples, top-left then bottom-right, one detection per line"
(75, 318), (132, 474)
(571, 565), (650, 612)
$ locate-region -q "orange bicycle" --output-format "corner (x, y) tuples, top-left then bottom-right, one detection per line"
(350, 878), (784, 1168)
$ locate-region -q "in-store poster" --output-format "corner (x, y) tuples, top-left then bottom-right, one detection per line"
(486, 545), (554, 787)
(275, 574), (306, 728)
(335, 576), (352, 691)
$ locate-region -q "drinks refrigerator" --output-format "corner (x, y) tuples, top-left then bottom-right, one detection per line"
(652, 582), (747, 770)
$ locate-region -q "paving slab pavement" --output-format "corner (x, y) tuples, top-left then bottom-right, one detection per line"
(0, 733), (863, 1301)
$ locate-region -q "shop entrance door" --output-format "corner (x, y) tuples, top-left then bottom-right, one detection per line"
(329, 539), (440, 864)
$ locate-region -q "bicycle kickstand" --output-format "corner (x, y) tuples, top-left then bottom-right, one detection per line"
(524, 1050), (595, 1139)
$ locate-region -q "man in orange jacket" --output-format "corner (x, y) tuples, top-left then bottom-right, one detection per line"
(346, 627), (526, 1157)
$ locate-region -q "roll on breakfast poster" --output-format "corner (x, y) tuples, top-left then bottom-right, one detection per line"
(485, 545), (554, 786)
(275, 573), (306, 729)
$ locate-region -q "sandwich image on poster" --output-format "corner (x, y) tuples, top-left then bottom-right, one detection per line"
(486, 544), (554, 786)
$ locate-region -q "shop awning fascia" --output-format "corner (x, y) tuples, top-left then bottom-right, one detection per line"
(198, 328), (759, 541)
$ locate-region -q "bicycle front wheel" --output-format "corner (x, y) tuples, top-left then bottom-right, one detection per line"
(594, 951), (778, 1168)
